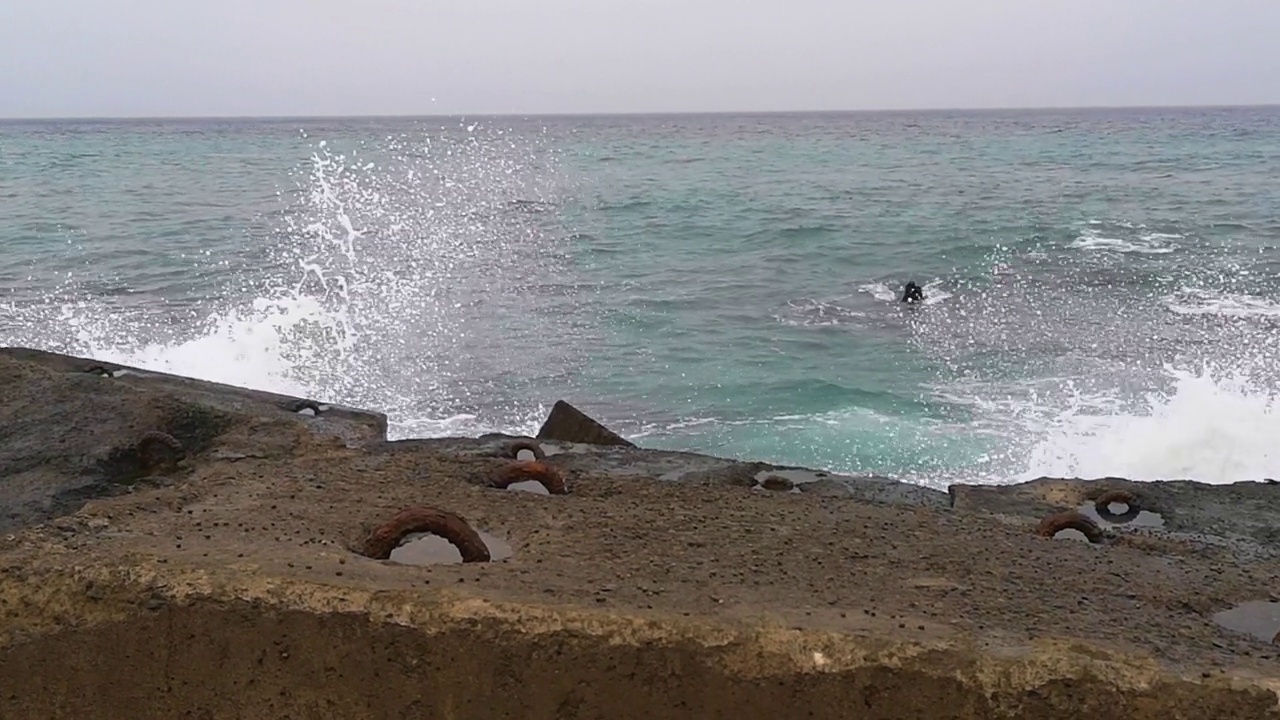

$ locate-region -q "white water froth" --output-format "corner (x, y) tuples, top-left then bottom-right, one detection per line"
(1070, 231), (1176, 255)
(46, 297), (324, 400)
(1017, 365), (1280, 484)
(1164, 287), (1280, 318)
(858, 280), (952, 305)
(772, 298), (868, 327)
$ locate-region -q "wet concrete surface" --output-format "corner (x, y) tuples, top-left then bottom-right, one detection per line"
(1214, 602), (1280, 644)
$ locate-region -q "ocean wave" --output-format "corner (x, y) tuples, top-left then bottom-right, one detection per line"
(1070, 232), (1175, 255)
(626, 403), (981, 484)
(628, 361), (1280, 488)
(1164, 287), (1280, 318)
(772, 299), (868, 327)
(1015, 365), (1280, 484)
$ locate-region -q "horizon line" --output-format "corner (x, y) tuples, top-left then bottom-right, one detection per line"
(1, 101), (1278, 123)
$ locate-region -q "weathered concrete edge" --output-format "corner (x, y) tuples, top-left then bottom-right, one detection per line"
(11, 345), (1276, 512)
(1, 562), (1276, 715)
(0, 346), (390, 442)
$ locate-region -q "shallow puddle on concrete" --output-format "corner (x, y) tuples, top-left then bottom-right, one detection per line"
(1213, 602), (1280, 643)
(506, 480), (550, 495)
(1078, 502), (1165, 529)
(389, 531), (513, 565)
(1052, 528), (1093, 542)
(752, 469), (832, 487)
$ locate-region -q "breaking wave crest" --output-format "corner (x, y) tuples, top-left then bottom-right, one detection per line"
(907, 234), (1280, 486)
(1016, 365), (1280, 484)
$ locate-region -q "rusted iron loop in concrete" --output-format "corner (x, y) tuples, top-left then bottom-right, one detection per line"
(137, 431), (184, 474)
(1093, 489), (1141, 523)
(361, 506), (492, 563)
(492, 460), (568, 495)
(286, 399), (324, 415)
(1035, 510), (1104, 544)
(504, 439), (546, 460)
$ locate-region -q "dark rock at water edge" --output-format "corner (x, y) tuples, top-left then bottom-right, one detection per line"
(0, 347), (388, 534)
(536, 399), (636, 447)
(7, 345), (1278, 557)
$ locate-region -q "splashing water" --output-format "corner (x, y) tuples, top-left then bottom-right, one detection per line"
(3, 122), (579, 439)
(7, 110), (1280, 487)
(1016, 365), (1280, 483)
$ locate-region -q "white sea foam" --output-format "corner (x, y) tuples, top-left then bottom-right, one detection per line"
(624, 362), (1280, 488)
(919, 282), (953, 306)
(1164, 287), (1280, 318)
(43, 296), (330, 398)
(858, 279), (952, 305)
(1015, 365), (1280, 484)
(857, 282), (897, 302)
(773, 299), (868, 326)
(1070, 232), (1175, 255)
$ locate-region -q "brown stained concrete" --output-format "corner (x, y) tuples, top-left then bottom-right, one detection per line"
(1, 347), (1280, 718)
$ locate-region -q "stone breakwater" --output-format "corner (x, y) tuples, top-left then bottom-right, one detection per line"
(0, 346), (1279, 719)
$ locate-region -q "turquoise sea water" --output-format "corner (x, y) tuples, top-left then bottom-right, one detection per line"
(3, 108), (1280, 487)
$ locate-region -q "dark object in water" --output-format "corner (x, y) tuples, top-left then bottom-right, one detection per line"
(901, 281), (924, 303)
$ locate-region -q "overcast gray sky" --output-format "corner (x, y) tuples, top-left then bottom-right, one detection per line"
(1, 0), (1277, 118)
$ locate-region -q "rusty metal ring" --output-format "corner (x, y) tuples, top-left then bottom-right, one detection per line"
(504, 439), (546, 461)
(1036, 510), (1104, 543)
(361, 506), (491, 563)
(492, 460), (567, 495)
(137, 432), (184, 474)
(1094, 489), (1140, 523)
